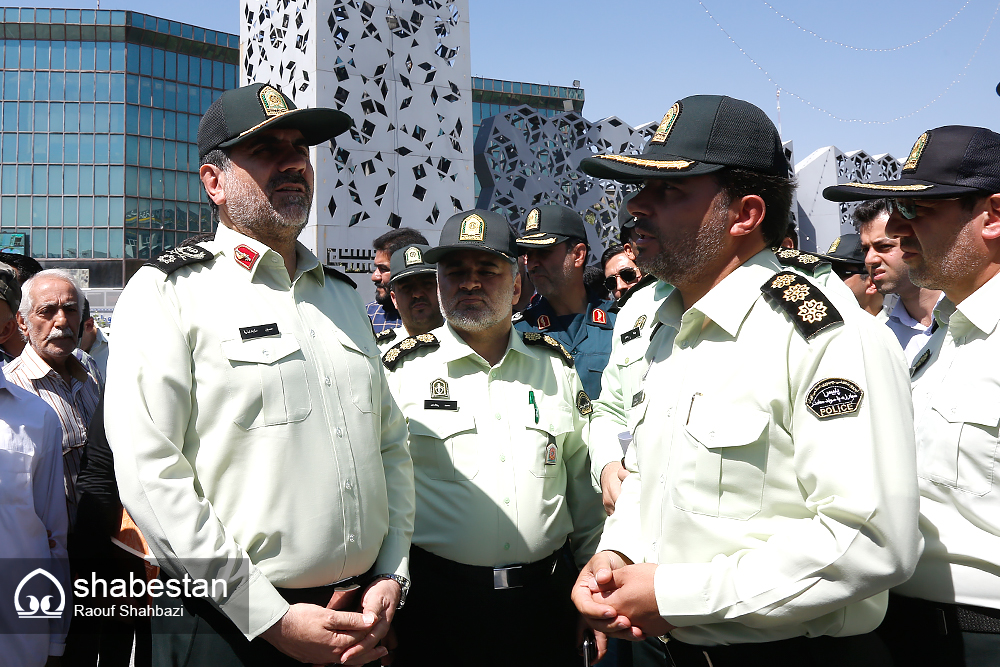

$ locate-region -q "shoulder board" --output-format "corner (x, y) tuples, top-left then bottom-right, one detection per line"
(771, 248), (829, 275)
(324, 265), (357, 288)
(761, 271), (843, 339)
(375, 328), (398, 343)
(144, 245), (213, 274)
(382, 333), (440, 371)
(521, 331), (574, 367)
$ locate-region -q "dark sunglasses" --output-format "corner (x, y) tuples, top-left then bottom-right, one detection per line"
(887, 197), (960, 220)
(604, 267), (640, 292)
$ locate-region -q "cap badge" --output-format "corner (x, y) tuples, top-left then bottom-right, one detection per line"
(828, 238), (841, 253)
(903, 132), (929, 172)
(259, 86), (289, 117)
(459, 214), (486, 241)
(234, 244), (260, 271)
(650, 102), (681, 145)
(430, 378), (449, 399)
(404, 246), (423, 266)
(525, 208), (540, 232)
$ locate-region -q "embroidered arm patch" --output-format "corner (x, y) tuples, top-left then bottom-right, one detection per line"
(806, 378), (864, 419)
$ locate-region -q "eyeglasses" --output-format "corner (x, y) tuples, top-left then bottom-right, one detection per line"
(604, 267), (640, 292)
(886, 197), (960, 220)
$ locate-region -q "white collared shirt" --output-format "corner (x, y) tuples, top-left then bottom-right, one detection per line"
(884, 295), (942, 366)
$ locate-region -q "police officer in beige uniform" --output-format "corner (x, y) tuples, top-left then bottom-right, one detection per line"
(571, 95), (920, 667)
(375, 244), (443, 352)
(825, 125), (1000, 667)
(106, 83), (414, 667)
(381, 209), (606, 666)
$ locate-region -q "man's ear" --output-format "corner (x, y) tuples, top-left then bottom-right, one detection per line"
(728, 194), (766, 238)
(570, 242), (588, 269)
(980, 193), (1000, 241)
(390, 288), (399, 310)
(200, 163), (226, 207)
(511, 270), (522, 307)
(0, 317), (17, 345)
(14, 311), (27, 339)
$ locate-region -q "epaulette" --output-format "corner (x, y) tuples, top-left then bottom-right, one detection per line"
(761, 271), (843, 339)
(771, 248), (829, 275)
(611, 273), (657, 312)
(145, 245), (213, 274)
(323, 265), (357, 288)
(521, 331), (574, 367)
(375, 328), (398, 344)
(382, 333), (439, 370)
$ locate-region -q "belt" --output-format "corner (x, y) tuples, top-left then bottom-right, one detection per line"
(889, 593), (1000, 635)
(410, 544), (566, 590)
(275, 574), (367, 607)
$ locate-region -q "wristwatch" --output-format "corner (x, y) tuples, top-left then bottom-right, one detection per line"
(371, 573), (410, 609)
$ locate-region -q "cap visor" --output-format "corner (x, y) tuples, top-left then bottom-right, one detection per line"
(515, 233), (568, 248)
(423, 244), (517, 264)
(219, 107), (353, 149)
(822, 178), (981, 202)
(391, 266), (437, 283)
(580, 154), (724, 182)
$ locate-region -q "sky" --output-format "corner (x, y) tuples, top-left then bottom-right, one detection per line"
(8, 0), (1000, 165)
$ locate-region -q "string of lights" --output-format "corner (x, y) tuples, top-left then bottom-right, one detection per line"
(697, 0), (1000, 124)
(759, 0), (973, 52)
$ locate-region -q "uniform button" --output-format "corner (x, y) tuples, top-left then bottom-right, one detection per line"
(503, 542), (510, 550)
(310, 330), (316, 337)
(504, 497), (510, 505)
(495, 413), (501, 420)
(659, 474), (665, 483)
(500, 454), (505, 462)
(325, 376), (332, 386)
(491, 371), (498, 378)
(345, 480), (352, 490)
(336, 428), (343, 438)
(262, 350), (270, 359)
(348, 534), (355, 543)
(624, 357), (630, 364)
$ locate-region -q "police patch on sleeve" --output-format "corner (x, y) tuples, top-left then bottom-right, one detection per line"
(576, 390), (593, 416)
(806, 378), (864, 419)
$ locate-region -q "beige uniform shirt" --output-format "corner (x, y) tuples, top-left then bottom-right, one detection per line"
(385, 323), (605, 568)
(896, 273), (1000, 608)
(106, 223), (414, 639)
(599, 249), (921, 645)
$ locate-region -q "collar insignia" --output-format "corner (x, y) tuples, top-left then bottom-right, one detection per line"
(259, 85), (289, 117)
(592, 309), (607, 325)
(459, 214), (485, 241)
(536, 314), (551, 330)
(234, 244), (260, 271)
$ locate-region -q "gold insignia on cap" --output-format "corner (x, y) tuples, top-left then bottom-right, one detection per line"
(903, 132), (929, 172)
(650, 102), (681, 145)
(459, 214), (486, 241)
(430, 378), (449, 399)
(798, 299), (828, 324)
(771, 275), (796, 289)
(525, 208), (540, 232)
(841, 182), (934, 192)
(828, 238), (841, 253)
(404, 246), (422, 266)
(259, 85), (289, 117)
(594, 154), (694, 171)
(783, 284), (810, 302)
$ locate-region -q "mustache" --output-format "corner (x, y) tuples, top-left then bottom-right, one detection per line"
(267, 173), (311, 196)
(45, 326), (75, 341)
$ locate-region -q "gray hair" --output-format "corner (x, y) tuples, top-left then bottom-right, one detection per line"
(19, 269), (85, 321)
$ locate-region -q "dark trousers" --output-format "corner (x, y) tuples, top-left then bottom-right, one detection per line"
(877, 593), (1000, 667)
(393, 545), (580, 667)
(663, 632), (893, 667)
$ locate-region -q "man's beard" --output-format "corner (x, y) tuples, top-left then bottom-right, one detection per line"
(224, 170), (312, 241)
(441, 281), (514, 333)
(634, 200), (728, 286)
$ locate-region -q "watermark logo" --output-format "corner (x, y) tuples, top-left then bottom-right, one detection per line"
(14, 568), (65, 619)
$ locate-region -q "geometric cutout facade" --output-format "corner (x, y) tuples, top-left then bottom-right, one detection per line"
(241, 0), (473, 277)
(836, 149), (902, 228)
(474, 105), (655, 261)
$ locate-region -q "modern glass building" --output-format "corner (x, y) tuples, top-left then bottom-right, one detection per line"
(0, 8), (238, 288)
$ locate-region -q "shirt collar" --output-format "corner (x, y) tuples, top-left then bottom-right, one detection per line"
(434, 322), (538, 367)
(952, 271), (1000, 336)
(213, 224), (324, 285)
(20, 344), (89, 384)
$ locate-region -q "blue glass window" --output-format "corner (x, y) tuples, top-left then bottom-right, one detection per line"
(63, 166), (78, 193)
(163, 170), (175, 200)
(163, 110), (176, 140)
(125, 44), (139, 74)
(34, 102), (48, 132)
(224, 63), (235, 89)
(213, 61), (223, 90)
(48, 135), (62, 163)
(48, 103), (63, 130)
(151, 139), (164, 169)
(1, 166), (14, 191)
(175, 204), (187, 231)
(125, 104), (139, 135)
(48, 167), (62, 195)
(125, 167), (137, 196)
(48, 229), (61, 257)
(29, 229), (44, 258)
(110, 104), (125, 133)
(17, 135), (31, 163)
(21, 42), (35, 71)
(139, 107), (151, 136)
(3, 75), (17, 102)
(34, 72), (48, 101)
(1, 103), (15, 132)
(95, 43), (110, 71)
(175, 172), (187, 200)
(188, 57), (200, 86)
(3, 42), (17, 70)
(32, 166), (46, 194)
(151, 108), (163, 137)
(63, 197), (77, 227)
(126, 74), (139, 104)
(152, 79), (164, 108)
(140, 46), (152, 76)
(65, 41), (81, 70)
(79, 228), (92, 257)
(64, 103), (79, 132)
(110, 165), (124, 195)
(200, 87), (213, 114)
(177, 54), (189, 84)
(138, 168), (150, 198)
(110, 135), (124, 164)
(50, 71), (65, 101)
(187, 114), (198, 143)
(95, 104), (110, 133)
(18, 72), (33, 100)
(35, 41), (50, 70)
(111, 42), (126, 71)
(152, 48), (164, 78)
(79, 197), (94, 227)
(81, 42), (96, 71)
(95, 165), (109, 195)
(16, 166), (30, 194)
(151, 169), (164, 198)
(79, 103), (95, 132)
(0, 137), (12, 163)
(139, 77), (151, 107)
(18, 103), (32, 131)
(95, 135), (109, 164)
(33, 198), (46, 227)
(111, 73), (125, 102)
(80, 135), (95, 164)
(93, 227), (107, 257)
(65, 72), (80, 100)
(48, 198), (62, 227)
(80, 72), (96, 101)
(96, 72), (110, 101)
(63, 136), (78, 164)
(1, 198), (13, 227)
(164, 51), (176, 80)
(17, 198), (31, 230)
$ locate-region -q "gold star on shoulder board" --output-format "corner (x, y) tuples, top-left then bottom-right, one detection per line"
(771, 275), (796, 289)
(798, 299), (828, 323)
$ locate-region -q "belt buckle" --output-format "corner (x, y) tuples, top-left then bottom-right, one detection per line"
(493, 565), (522, 590)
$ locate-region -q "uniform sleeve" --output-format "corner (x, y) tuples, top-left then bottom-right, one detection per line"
(654, 320), (921, 632)
(372, 361), (415, 581)
(105, 270), (288, 640)
(595, 452), (642, 562)
(561, 367), (606, 567)
(588, 345), (628, 488)
(34, 405), (70, 656)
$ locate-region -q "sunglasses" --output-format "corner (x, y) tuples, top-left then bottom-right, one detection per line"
(604, 267), (640, 292)
(886, 197), (960, 220)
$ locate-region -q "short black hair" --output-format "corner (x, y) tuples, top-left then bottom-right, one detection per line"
(714, 168), (796, 248)
(564, 236), (588, 253)
(601, 244), (626, 270)
(372, 228), (428, 256)
(0, 252), (43, 284)
(583, 264), (609, 299)
(853, 199), (889, 233)
(200, 148), (231, 222)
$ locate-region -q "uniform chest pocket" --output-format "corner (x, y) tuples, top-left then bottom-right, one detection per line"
(334, 329), (379, 415)
(524, 406), (574, 478)
(0, 446), (32, 508)
(406, 412), (478, 481)
(926, 395), (1000, 496)
(671, 404), (770, 520)
(222, 334), (312, 430)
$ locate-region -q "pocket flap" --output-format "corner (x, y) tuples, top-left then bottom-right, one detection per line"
(932, 399), (1000, 428)
(685, 405), (769, 449)
(407, 412), (476, 439)
(334, 327), (378, 358)
(525, 405), (574, 436)
(222, 334), (302, 365)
